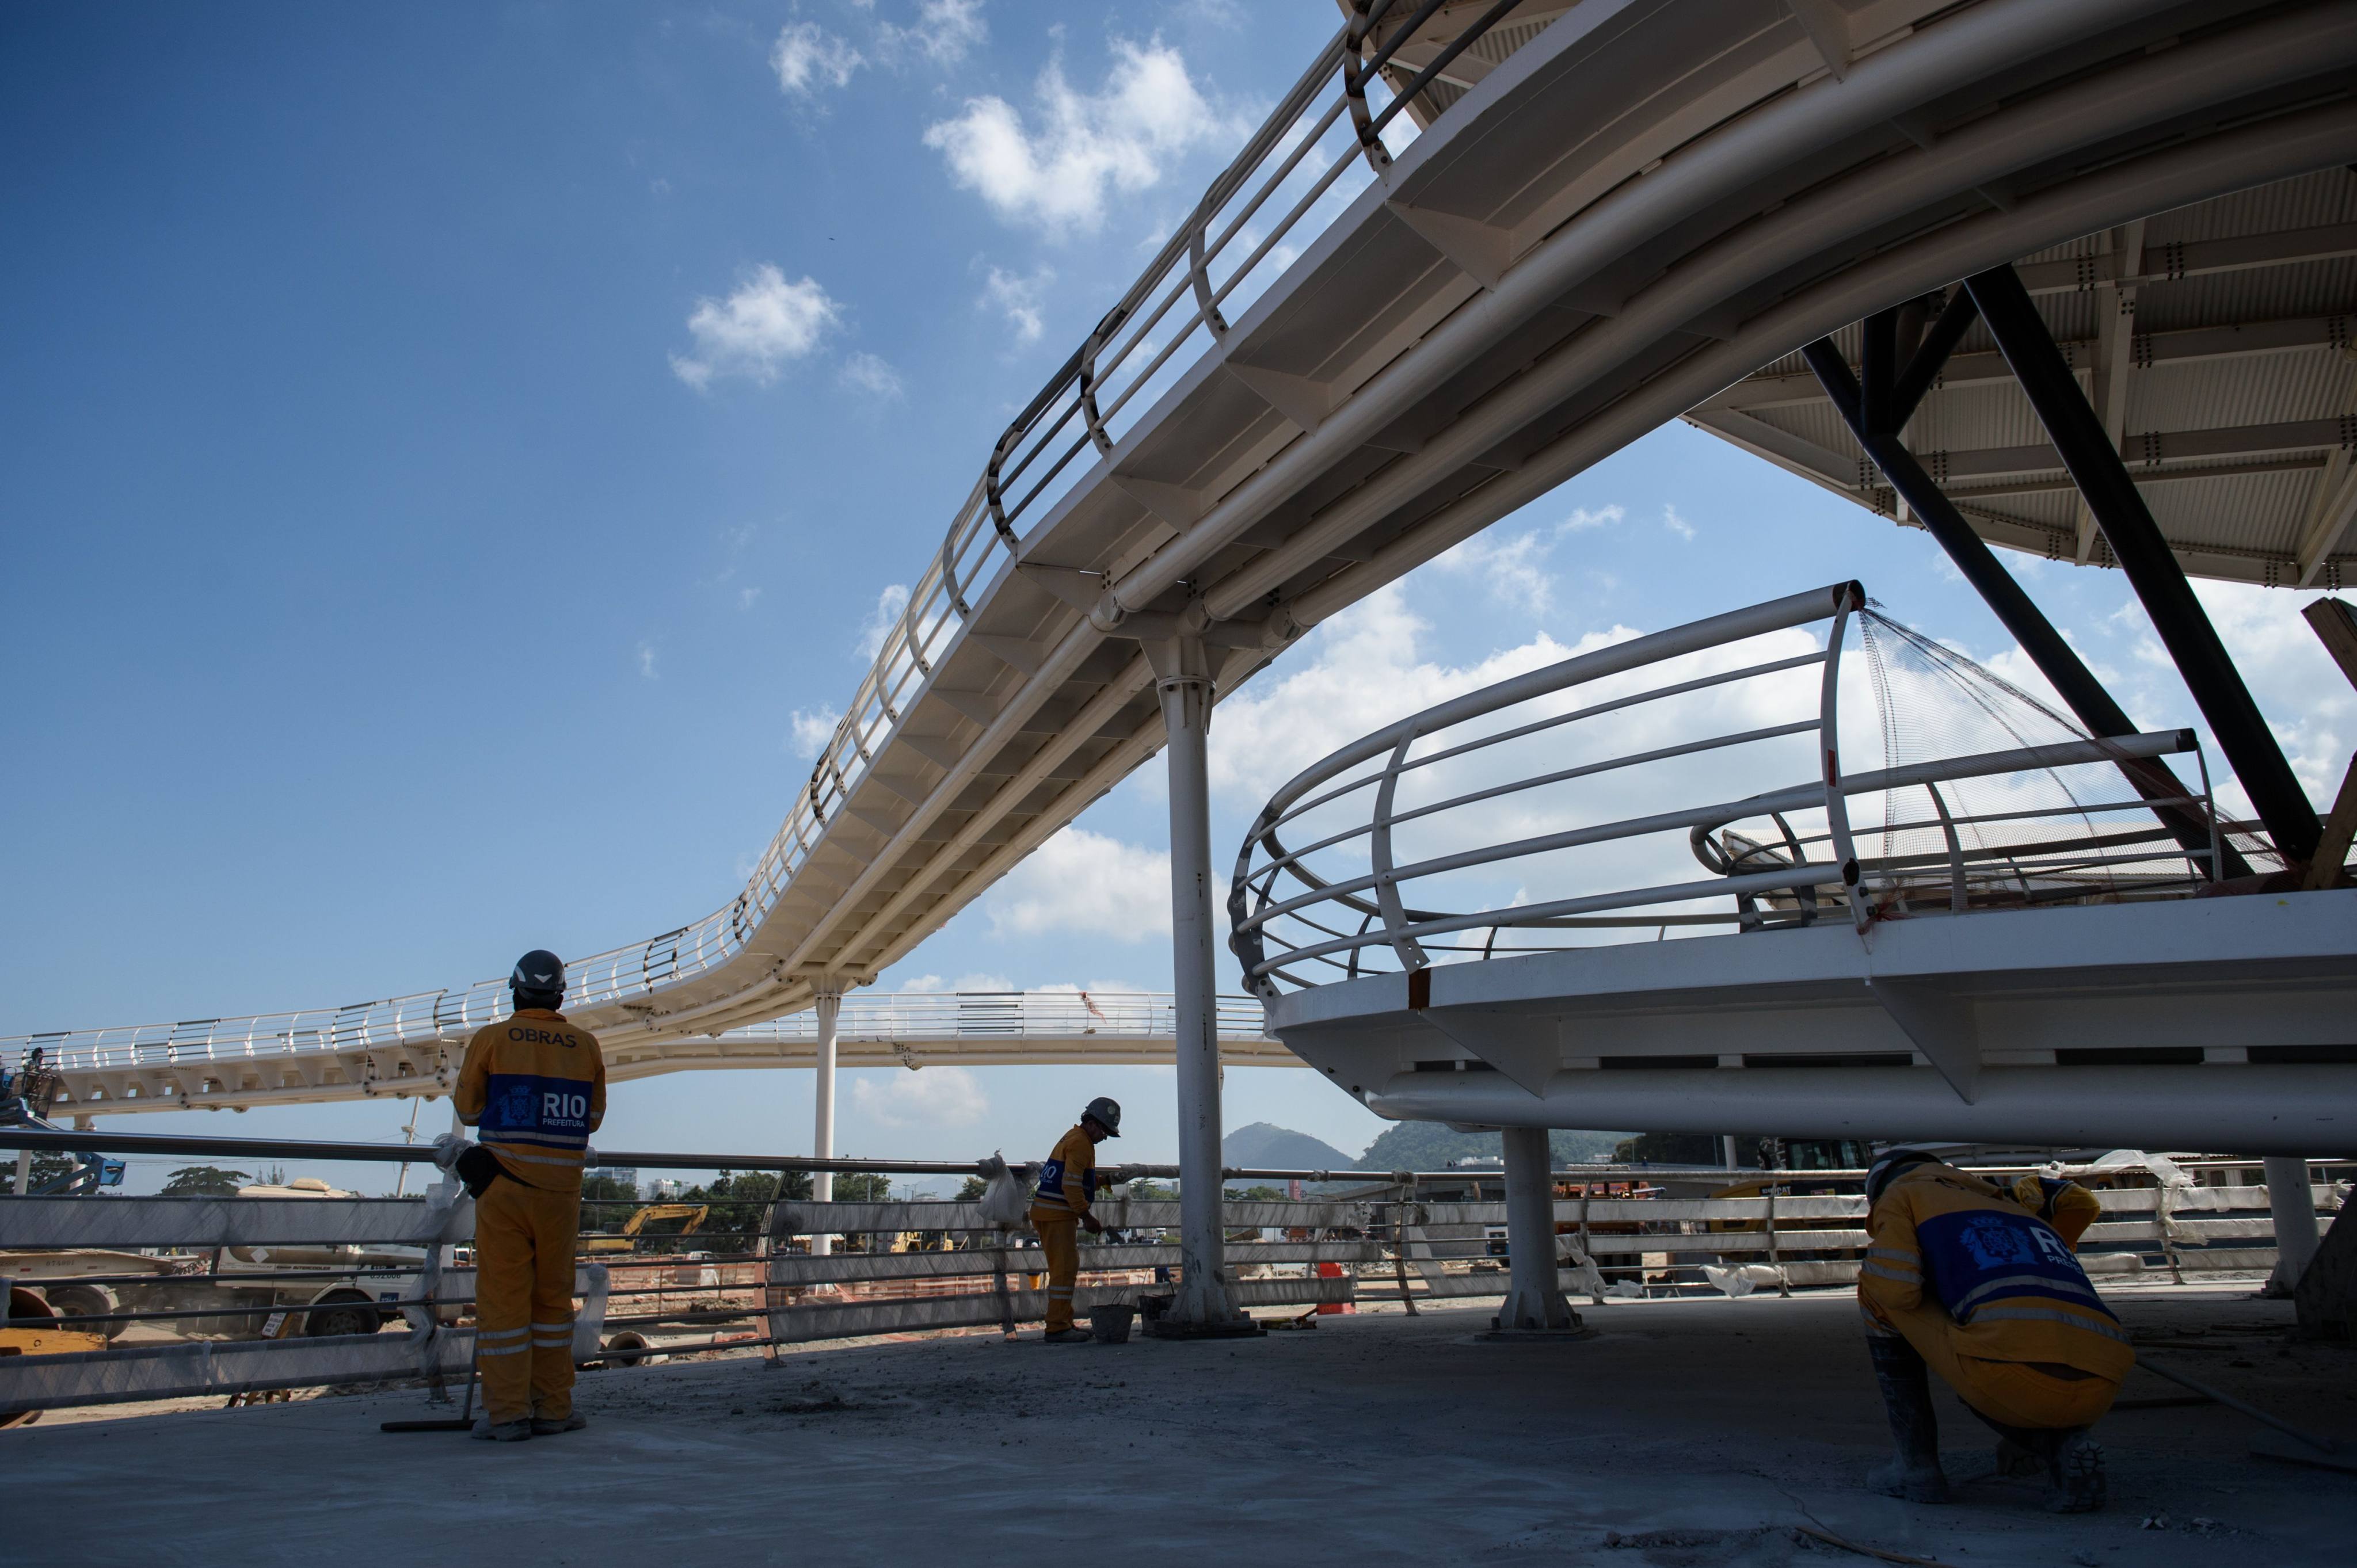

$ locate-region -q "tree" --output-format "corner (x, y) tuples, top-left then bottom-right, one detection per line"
(161, 1165), (250, 1196)
(954, 1175), (988, 1202)
(13, 1150), (75, 1193)
(1612, 1132), (1748, 1166)
(1358, 1123), (1625, 1171)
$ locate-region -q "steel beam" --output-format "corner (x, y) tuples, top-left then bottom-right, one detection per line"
(1146, 635), (1246, 1327)
(1968, 264), (2321, 867)
(1497, 1124), (1578, 1332)
(810, 980), (843, 1257)
(1802, 326), (2237, 876)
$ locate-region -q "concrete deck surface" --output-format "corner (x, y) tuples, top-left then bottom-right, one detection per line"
(10, 1286), (2353, 1566)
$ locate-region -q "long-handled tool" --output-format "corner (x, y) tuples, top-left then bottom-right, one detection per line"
(2137, 1356), (2354, 1472)
(382, 1330), (479, 1433)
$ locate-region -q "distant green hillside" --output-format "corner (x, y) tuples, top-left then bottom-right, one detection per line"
(1222, 1122), (1357, 1171)
(1357, 1122), (1625, 1171)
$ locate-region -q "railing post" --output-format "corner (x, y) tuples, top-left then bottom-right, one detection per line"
(2263, 1155), (2322, 1296)
(1817, 582), (1870, 929)
(810, 979), (844, 1259)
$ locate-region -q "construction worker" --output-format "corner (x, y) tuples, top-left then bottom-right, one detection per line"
(1029, 1097), (1124, 1344)
(449, 949), (607, 1441)
(1858, 1147), (2128, 1512)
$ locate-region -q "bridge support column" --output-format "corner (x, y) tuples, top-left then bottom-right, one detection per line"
(810, 979), (844, 1258)
(1496, 1126), (1579, 1333)
(11, 1149), (28, 1197)
(2264, 1155), (2321, 1296)
(1149, 635), (1247, 1329)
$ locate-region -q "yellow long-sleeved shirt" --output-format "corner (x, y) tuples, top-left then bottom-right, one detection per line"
(456, 1008), (607, 1191)
(1028, 1124), (1101, 1222)
(1860, 1161), (2132, 1380)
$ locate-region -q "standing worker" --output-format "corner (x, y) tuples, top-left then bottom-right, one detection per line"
(1029, 1097), (1124, 1344)
(1857, 1147), (2128, 1512)
(446, 949), (608, 1441)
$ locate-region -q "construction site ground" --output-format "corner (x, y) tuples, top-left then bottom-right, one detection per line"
(10, 1283), (2352, 1566)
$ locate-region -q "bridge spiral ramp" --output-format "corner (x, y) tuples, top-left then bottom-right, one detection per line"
(12, 1), (2357, 1111)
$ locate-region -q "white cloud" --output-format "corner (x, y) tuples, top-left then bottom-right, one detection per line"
(988, 826), (1171, 938)
(789, 704), (841, 758)
(1434, 528), (1556, 615)
(1208, 586), (1576, 806)
(1560, 504), (1624, 533)
(852, 1063), (989, 1128)
(636, 640), (659, 680)
(771, 21), (865, 96)
(671, 265), (842, 390)
(840, 351), (905, 399)
(738, 586), (763, 611)
(922, 37), (1242, 234)
(980, 265), (1051, 345)
(858, 583), (912, 658)
(1662, 503), (1696, 541)
(892, 971), (1015, 993)
(878, 0), (987, 67)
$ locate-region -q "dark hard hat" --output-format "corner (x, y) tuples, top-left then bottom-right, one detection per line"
(510, 950), (566, 998)
(1865, 1144), (1941, 1207)
(1083, 1096), (1122, 1136)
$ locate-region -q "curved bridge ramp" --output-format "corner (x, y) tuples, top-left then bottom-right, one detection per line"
(18, 1), (2357, 1061)
(2, 994), (1288, 1118)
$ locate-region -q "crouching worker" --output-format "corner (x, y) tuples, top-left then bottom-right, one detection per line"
(1859, 1148), (2128, 1512)
(1029, 1097), (1124, 1344)
(449, 949), (607, 1441)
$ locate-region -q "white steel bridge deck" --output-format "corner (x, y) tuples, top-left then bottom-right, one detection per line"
(14, 1), (2357, 1093)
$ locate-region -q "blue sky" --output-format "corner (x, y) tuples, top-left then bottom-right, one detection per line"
(5, 4), (2349, 1193)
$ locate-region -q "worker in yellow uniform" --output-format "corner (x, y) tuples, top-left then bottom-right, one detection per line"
(1029, 1097), (1124, 1344)
(1857, 1147), (2129, 1512)
(448, 949), (607, 1441)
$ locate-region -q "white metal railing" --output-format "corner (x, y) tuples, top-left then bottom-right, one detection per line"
(1229, 583), (2221, 994)
(3, 5), (1551, 1065)
(1, 993), (1270, 1082)
(5, 1126), (2341, 1418)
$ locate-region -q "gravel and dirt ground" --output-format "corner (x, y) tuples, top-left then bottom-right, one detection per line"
(9, 1284), (2352, 1566)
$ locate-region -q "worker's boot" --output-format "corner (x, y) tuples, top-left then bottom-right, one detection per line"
(470, 1416), (532, 1443)
(531, 1411), (588, 1435)
(1977, 1420), (2105, 1512)
(2041, 1429), (2104, 1513)
(1863, 1335), (1949, 1503)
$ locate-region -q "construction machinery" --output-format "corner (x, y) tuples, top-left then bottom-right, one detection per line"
(581, 1203), (709, 1256)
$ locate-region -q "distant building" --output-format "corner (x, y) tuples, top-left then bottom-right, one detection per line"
(588, 1166), (637, 1188)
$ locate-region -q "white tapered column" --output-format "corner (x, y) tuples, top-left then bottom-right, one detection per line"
(2263, 1155), (2320, 1295)
(1153, 639), (1244, 1326)
(811, 981), (844, 1258)
(1497, 1125), (1578, 1331)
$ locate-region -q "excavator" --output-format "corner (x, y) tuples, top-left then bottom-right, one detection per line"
(581, 1203), (709, 1256)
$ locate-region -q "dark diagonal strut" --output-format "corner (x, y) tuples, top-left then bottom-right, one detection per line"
(1804, 297), (2246, 878)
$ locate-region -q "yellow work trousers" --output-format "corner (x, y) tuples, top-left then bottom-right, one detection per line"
(474, 1174), (582, 1425)
(1865, 1296), (2119, 1430)
(1035, 1213), (1080, 1333)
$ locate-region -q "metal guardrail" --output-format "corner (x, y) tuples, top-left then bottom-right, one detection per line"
(2, 991), (1271, 1087)
(1, 5), (1554, 1073)
(1229, 583), (2219, 993)
(3, 1128), (2344, 1421)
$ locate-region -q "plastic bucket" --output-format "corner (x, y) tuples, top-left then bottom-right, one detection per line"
(1088, 1304), (1136, 1344)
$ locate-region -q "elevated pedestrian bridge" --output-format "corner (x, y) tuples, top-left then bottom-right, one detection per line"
(15, 1), (2357, 1105)
(0, 994), (1285, 1119)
